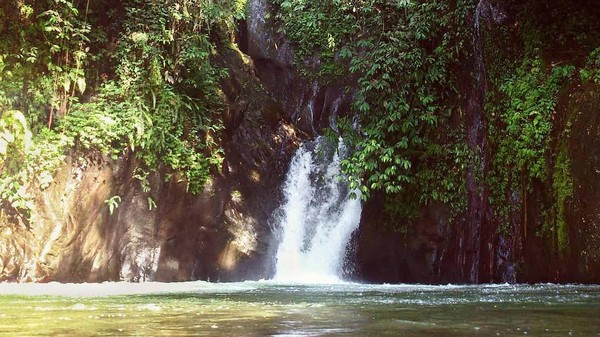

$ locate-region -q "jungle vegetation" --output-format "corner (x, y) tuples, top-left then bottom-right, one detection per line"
(1, 0), (599, 258)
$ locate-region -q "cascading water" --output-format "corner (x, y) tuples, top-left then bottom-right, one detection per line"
(459, 0), (512, 283)
(272, 137), (362, 283)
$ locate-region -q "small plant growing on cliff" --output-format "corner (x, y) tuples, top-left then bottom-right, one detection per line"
(552, 144), (573, 255)
(147, 197), (157, 211)
(105, 195), (121, 215)
(580, 46), (600, 84)
(0, 110), (34, 226)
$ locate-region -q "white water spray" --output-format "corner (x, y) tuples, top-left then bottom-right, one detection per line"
(273, 137), (362, 283)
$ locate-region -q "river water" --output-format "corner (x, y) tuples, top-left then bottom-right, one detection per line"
(2, 136), (598, 337)
(1, 281), (599, 336)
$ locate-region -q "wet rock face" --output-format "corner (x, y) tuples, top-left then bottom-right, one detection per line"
(0, 45), (302, 283)
(0, 155), (117, 282)
(562, 83), (600, 281)
(0, 0), (340, 284)
(509, 83), (600, 284)
(355, 198), (449, 284)
(356, 83), (600, 285)
(477, 0), (509, 26)
(244, 0), (353, 136)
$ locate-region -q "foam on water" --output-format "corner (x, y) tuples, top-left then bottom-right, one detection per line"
(0, 281), (249, 297)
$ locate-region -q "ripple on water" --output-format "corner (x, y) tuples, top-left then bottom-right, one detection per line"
(0, 282), (599, 337)
(137, 303), (161, 312)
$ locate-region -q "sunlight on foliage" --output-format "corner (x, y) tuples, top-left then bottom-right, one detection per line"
(272, 0), (473, 220)
(0, 0), (244, 226)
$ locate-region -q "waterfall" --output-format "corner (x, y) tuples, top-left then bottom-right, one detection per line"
(461, 0), (490, 284)
(459, 0), (513, 283)
(272, 137), (362, 283)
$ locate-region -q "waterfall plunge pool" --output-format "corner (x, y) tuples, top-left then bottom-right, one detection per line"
(1, 281), (599, 336)
(3, 139), (599, 336)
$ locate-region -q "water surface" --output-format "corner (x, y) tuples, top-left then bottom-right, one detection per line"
(0, 282), (599, 336)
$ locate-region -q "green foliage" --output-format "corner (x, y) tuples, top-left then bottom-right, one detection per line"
(494, 57), (574, 184)
(62, 81), (141, 158)
(0, 110), (34, 224)
(481, 0), (599, 247)
(487, 53), (575, 228)
(272, 0), (473, 221)
(106, 0), (229, 193)
(105, 195), (121, 215)
(274, 0), (598, 236)
(486, 45), (575, 228)
(147, 197), (157, 211)
(0, 109), (78, 226)
(552, 143), (573, 255)
(0, 0), (243, 226)
(580, 46), (600, 84)
(0, 110), (32, 165)
(272, 0), (355, 78)
(26, 128), (73, 190)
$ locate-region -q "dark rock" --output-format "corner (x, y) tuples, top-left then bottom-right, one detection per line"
(0, 41), (303, 283)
